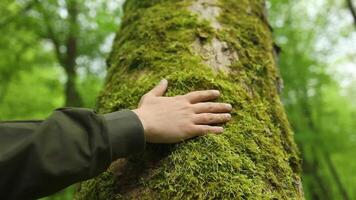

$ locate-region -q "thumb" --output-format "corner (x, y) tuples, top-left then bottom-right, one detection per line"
(148, 79), (168, 97)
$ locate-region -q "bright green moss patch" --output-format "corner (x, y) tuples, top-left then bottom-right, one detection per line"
(75, 0), (303, 199)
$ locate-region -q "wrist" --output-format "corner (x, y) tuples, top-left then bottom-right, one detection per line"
(132, 109), (148, 138)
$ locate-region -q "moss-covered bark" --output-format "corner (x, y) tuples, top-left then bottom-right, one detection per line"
(75, 0), (303, 199)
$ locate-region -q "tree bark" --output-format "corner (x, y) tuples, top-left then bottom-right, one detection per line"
(75, 0), (303, 199)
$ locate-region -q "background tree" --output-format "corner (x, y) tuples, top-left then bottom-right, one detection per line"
(346, 0), (356, 27)
(75, 0), (303, 199)
(0, 0), (123, 107)
(269, 0), (356, 199)
(0, 0), (122, 198)
(32, 0), (122, 106)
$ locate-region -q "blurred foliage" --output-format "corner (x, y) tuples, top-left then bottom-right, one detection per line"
(0, 66), (63, 120)
(269, 0), (356, 199)
(0, 0), (123, 199)
(0, 0), (123, 107)
(0, 0), (355, 199)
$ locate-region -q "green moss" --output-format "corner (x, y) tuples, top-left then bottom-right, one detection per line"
(75, 0), (303, 199)
(74, 171), (120, 200)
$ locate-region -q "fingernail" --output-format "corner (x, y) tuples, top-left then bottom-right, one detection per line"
(216, 127), (224, 133)
(213, 90), (220, 95)
(226, 104), (232, 110)
(160, 79), (168, 84)
(226, 114), (232, 120)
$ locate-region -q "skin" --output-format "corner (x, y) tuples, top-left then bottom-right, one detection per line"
(132, 79), (233, 143)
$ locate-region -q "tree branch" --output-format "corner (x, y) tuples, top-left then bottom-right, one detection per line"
(46, 23), (66, 67)
(36, 3), (66, 67)
(346, 0), (356, 27)
(64, 0), (79, 72)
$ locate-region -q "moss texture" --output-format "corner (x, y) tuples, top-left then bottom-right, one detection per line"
(75, 0), (303, 199)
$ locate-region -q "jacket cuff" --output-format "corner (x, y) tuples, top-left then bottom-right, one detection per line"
(103, 109), (145, 160)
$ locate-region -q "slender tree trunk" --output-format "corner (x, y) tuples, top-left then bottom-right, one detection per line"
(63, 0), (82, 107)
(300, 95), (349, 199)
(346, 0), (356, 27)
(39, 0), (83, 107)
(323, 151), (350, 200)
(311, 147), (331, 199)
(75, 0), (303, 199)
(64, 66), (82, 107)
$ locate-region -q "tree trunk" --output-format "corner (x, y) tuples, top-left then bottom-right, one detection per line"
(346, 0), (356, 27)
(323, 151), (350, 200)
(40, 0), (83, 107)
(64, 67), (82, 107)
(63, 0), (82, 107)
(75, 0), (303, 199)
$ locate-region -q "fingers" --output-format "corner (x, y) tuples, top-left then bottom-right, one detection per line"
(192, 102), (232, 114)
(184, 90), (220, 103)
(147, 79), (168, 97)
(192, 125), (224, 136)
(193, 113), (232, 125)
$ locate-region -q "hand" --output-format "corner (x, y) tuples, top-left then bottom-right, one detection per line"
(132, 79), (232, 143)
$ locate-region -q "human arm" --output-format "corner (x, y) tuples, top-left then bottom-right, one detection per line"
(0, 79), (232, 199)
(0, 108), (144, 199)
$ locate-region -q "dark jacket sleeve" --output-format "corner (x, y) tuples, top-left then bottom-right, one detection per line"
(0, 107), (145, 200)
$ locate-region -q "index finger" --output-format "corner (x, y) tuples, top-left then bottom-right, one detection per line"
(184, 90), (220, 103)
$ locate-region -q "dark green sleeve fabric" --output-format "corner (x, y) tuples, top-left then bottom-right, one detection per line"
(0, 107), (145, 200)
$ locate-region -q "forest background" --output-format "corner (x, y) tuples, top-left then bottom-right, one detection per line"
(0, 0), (355, 199)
